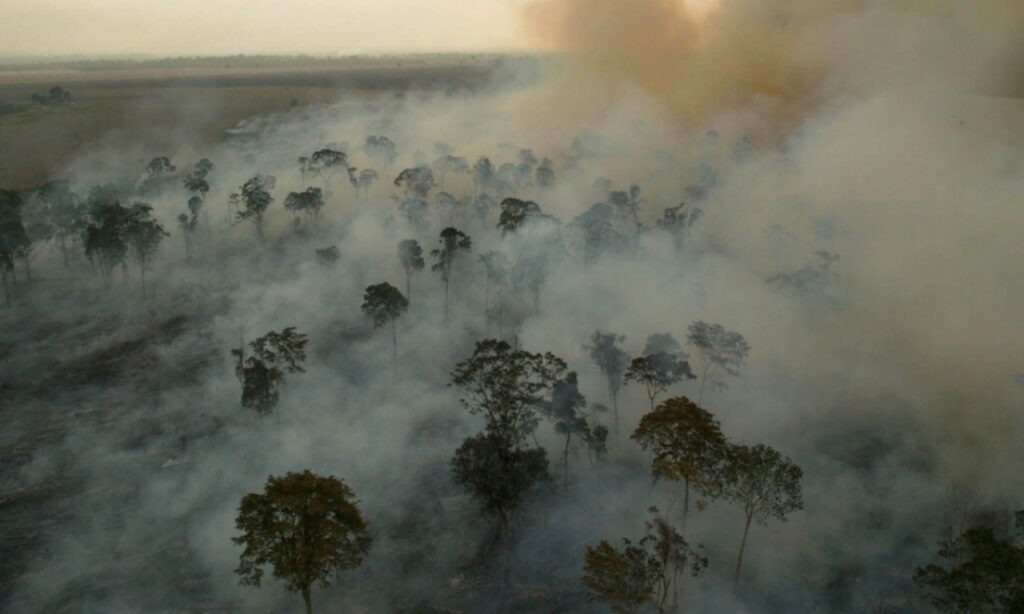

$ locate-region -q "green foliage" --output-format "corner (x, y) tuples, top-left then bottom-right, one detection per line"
(582, 508), (706, 614)
(394, 165), (436, 199)
(231, 327), (308, 415)
(450, 338), (567, 448)
(915, 517), (1024, 613)
(146, 156), (176, 178)
(632, 397), (727, 518)
(0, 190), (30, 301)
(361, 282), (408, 328)
(363, 135), (398, 168)
(284, 187), (325, 223)
(497, 198), (545, 236)
(624, 353), (695, 410)
(657, 203), (702, 252)
(451, 432), (550, 538)
(233, 470), (372, 614)
(685, 321), (750, 400)
(232, 174), (276, 239)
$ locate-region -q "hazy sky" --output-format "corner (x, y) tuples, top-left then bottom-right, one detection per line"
(0, 0), (533, 57)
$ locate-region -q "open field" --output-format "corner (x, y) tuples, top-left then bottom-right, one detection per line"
(0, 55), (502, 188)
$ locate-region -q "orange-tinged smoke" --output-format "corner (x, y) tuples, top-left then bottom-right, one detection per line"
(521, 0), (1024, 139)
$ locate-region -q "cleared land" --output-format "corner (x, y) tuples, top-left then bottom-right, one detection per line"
(0, 55), (500, 188)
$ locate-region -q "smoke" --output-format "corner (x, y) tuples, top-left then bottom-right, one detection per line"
(2, 3), (1024, 612)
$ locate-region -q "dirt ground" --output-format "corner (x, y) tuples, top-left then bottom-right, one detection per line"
(0, 56), (499, 188)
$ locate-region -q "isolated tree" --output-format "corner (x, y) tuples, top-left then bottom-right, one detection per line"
(539, 372), (604, 486)
(721, 443), (803, 588)
(657, 203), (702, 254)
(512, 251), (549, 316)
(632, 397), (727, 527)
(146, 156), (176, 178)
(396, 238), (424, 301)
(183, 168), (211, 201)
(478, 250), (509, 336)
(124, 203), (168, 299)
(233, 174), (276, 241)
(354, 168), (378, 199)
(361, 282), (408, 370)
(0, 191), (29, 307)
(431, 227), (471, 320)
(570, 202), (627, 264)
(308, 148), (353, 189)
(625, 353), (695, 411)
(450, 338), (567, 448)
(363, 135), (398, 171)
(394, 165), (436, 199)
(608, 184), (643, 227)
(582, 508), (706, 614)
(914, 516), (1024, 613)
(535, 157), (555, 189)
(472, 156), (496, 195)
(284, 187), (325, 229)
(432, 154), (470, 188)
(234, 470), (372, 614)
(451, 432), (550, 547)
(585, 331), (629, 436)
(315, 245), (340, 267)
(685, 321), (751, 403)
(231, 327), (308, 415)
(497, 198), (543, 237)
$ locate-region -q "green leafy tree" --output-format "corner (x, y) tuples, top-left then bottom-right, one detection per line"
(363, 135), (398, 172)
(361, 282), (408, 370)
(0, 190), (30, 307)
(32, 180), (82, 269)
(231, 327), (308, 415)
(608, 184), (644, 227)
(914, 515), (1024, 613)
(625, 353), (695, 411)
(315, 245), (340, 267)
(569, 202), (628, 265)
(451, 432), (550, 547)
(233, 470), (372, 614)
(431, 227), (471, 320)
(285, 187), (326, 229)
(632, 397), (727, 527)
(721, 443), (803, 588)
(497, 198), (544, 237)
(685, 321), (751, 403)
(124, 203), (168, 299)
(233, 174), (276, 241)
(396, 239), (424, 301)
(450, 339), (567, 448)
(539, 372), (605, 486)
(478, 250), (509, 336)
(145, 156), (176, 178)
(582, 507), (706, 614)
(308, 148), (353, 189)
(394, 165), (436, 199)
(657, 203), (702, 254)
(83, 200), (131, 286)
(585, 331), (629, 436)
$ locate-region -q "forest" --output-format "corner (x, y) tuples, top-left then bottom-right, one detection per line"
(2, 1), (1024, 613)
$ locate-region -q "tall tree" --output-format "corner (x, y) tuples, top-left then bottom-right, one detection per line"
(33, 180), (82, 269)
(233, 174), (276, 241)
(124, 202), (168, 299)
(721, 443), (803, 588)
(685, 321), (751, 403)
(657, 203), (702, 255)
(233, 470), (372, 614)
(354, 168), (378, 199)
(308, 148), (353, 190)
(393, 165), (436, 200)
(430, 227), (471, 320)
(145, 156), (176, 179)
(497, 198), (543, 237)
(284, 187), (325, 230)
(0, 190), (29, 307)
(396, 239), (424, 301)
(624, 353), (695, 411)
(584, 331), (629, 436)
(83, 200), (131, 287)
(631, 397), (727, 528)
(361, 282), (408, 370)
(363, 135), (398, 172)
(478, 250), (509, 337)
(231, 327), (308, 415)
(539, 372), (604, 486)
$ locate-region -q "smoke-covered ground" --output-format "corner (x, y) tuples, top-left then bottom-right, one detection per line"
(2, 2), (1024, 612)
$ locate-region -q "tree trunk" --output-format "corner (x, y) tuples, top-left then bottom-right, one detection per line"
(391, 318), (398, 372)
(563, 432), (571, 488)
(2, 269), (9, 307)
(302, 586), (313, 614)
(698, 363), (711, 404)
(484, 278), (490, 332)
(256, 217), (265, 242)
(443, 276), (450, 320)
(140, 263), (147, 300)
(609, 382), (619, 438)
(497, 288), (503, 339)
(682, 478), (691, 530)
(405, 272), (411, 303)
(734, 513), (754, 589)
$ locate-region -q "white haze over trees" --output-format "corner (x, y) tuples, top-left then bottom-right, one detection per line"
(3, 1), (1024, 612)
